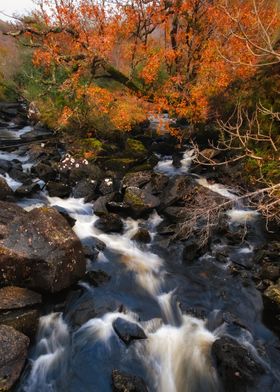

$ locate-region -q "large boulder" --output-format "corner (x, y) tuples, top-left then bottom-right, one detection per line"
(124, 187), (160, 217)
(46, 181), (71, 198)
(0, 206), (86, 292)
(72, 178), (97, 201)
(0, 324), (29, 391)
(212, 336), (264, 392)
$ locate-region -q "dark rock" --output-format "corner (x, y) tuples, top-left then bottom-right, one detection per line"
(113, 317), (146, 344)
(0, 177), (13, 200)
(81, 235), (106, 259)
(163, 206), (190, 222)
(57, 210), (76, 228)
(124, 187), (160, 218)
(0, 324), (29, 391)
(151, 141), (176, 155)
(72, 178), (97, 201)
(0, 159), (12, 173)
(112, 369), (148, 392)
(15, 182), (40, 197)
(212, 336), (265, 392)
(123, 171), (152, 189)
(9, 168), (31, 184)
(0, 207), (86, 293)
(260, 263), (280, 281)
(85, 270), (111, 287)
(0, 286), (41, 310)
(32, 162), (57, 182)
(69, 163), (102, 184)
(107, 201), (131, 216)
(182, 240), (200, 263)
(125, 138), (148, 159)
(104, 158), (138, 172)
(95, 213), (124, 233)
(0, 201), (26, 226)
(20, 128), (52, 142)
(131, 228), (151, 243)
(159, 176), (191, 209)
(99, 178), (115, 195)
(0, 308), (40, 338)
(144, 173), (169, 195)
(94, 193), (115, 216)
(46, 181), (71, 198)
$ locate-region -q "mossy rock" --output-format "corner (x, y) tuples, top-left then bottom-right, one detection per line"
(103, 158), (138, 172)
(125, 138), (148, 158)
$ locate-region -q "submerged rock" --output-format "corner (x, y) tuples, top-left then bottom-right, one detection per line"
(112, 369), (148, 392)
(113, 317), (147, 344)
(85, 270), (111, 287)
(0, 324), (29, 391)
(0, 207), (86, 292)
(212, 336), (265, 392)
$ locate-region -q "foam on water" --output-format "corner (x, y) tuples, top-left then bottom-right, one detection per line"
(154, 149), (194, 176)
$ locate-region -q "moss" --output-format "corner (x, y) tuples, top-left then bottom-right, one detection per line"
(124, 189), (145, 207)
(125, 138), (147, 158)
(104, 158), (137, 172)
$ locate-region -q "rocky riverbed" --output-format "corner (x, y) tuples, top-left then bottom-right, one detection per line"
(0, 101), (279, 392)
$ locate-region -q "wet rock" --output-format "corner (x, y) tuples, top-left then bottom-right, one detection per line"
(72, 178), (97, 201)
(131, 228), (151, 244)
(69, 163), (102, 184)
(125, 138), (148, 159)
(104, 158), (138, 172)
(113, 317), (147, 344)
(182, 240), (200, 263)
(144, 173), (169, 195)
(260, 263), (280, 282)
(0, 308), (40, 338)
(0, 207), (86, 293)
(212, 336), (265, 392)
(95, 213), (124, 233)
(46, 181), (71, 198)
(15, 182), (40, 197)
(94, 193), (115, 216)
(124, 186), (160, 218)
(107, 201), (131, 216)
(82, 236), (106, 257)
(85, 270), (111, 287)
(0, 159), (12, 174)
(0, 286), (42, 310)
(123, 171), (152, 189)
(163, 206), (190, 222)
(112, 369), (148, 392)
(0, 286), (41, 336)
(0, 201), (26, 226)
(264, 281), (280, 308)
(32, 162), (57, 182)
(0, 177), (13, 200)
(9, 168), (31, 184)
(99, 178), (115, 195)
(20, 128), (52, 142)
(159, 176), (191, 209)
(0, 324), (29, 391)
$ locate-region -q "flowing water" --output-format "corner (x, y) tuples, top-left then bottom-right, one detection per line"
(0, 123), (280, 392)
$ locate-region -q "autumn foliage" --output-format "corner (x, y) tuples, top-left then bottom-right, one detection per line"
(8, 0), (280, 129)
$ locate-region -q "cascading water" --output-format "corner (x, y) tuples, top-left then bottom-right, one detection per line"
(0, 122), (279, 392)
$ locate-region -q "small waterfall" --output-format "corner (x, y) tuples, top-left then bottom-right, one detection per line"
(23, 313), (70, 392)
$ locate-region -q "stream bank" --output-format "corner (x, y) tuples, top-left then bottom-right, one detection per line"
(0, 102), (279, 392)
